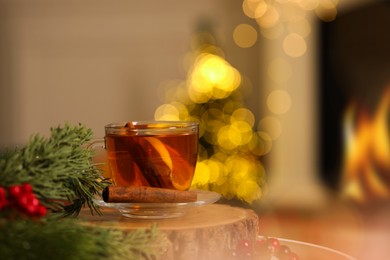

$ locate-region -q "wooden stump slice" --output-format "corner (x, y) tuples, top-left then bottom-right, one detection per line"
(79, 203), (259, 260)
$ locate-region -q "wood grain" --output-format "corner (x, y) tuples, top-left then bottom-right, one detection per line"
(79, 203), (259, 259)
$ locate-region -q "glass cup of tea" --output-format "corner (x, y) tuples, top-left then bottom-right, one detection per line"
(95, 121), (199, 191)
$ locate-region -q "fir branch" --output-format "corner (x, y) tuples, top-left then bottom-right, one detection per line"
(0, 123), (168, 260)
(0, 123), (110, 217)
(0, 219), (167, 260)
(106, 224), (169, 260)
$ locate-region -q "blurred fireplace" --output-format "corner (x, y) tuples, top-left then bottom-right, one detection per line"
(319, 1), (390, 198)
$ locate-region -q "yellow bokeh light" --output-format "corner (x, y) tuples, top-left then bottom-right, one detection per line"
(287, 15), (311, 38)
(275, 0), (289, 3)
(217, 125), (237, 150)
(237, 179), (262, 204)
(225, 155), (265, 201)
(283, 33), (307, 57)
(248, 131), (273, 156)
(223, 100), (243, 115)
(233, 23), (258, 48)
(258, 116), (283, 140)
(255, 1), (268, 19)
(174, 101), (190, 118)
(242, 0), (260, 19)
(315, 0), (338, 22)
(226, 155), (251, 179)
(192, 161), (210, 185)
(205, 118), (224, 133)
(206, 159), (226, 185)
(242, 0), (339, 42)
(256, 5), (279, 28)
(173, 84), (191, 102)
(201, 57), (226, 84)
(230, 121), (253, 146)
(191, 145), (266, 202)
(154, 104), (180, 121)
(188, 53), (241, 102)
(267, 89), (292, 114)
(231, 108), (255, 127)
(196, 55), (230, 87)
(298, 0), (320, 11)
(187, 84), (212, 104)
(154, 102), (190, 121)
(211, 89), (230, 100)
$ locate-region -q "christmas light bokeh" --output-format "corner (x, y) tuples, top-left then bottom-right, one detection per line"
(154, 34), (271, 203)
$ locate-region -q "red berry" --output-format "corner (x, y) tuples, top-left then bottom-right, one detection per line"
(24, 203), (38, 215)
(30, 196), (40, 207)
(237, 239), (253, 254)
(0, 187), (7, 203)
(17, 194), (29, 207)
(0, 199), (9, 210)
(8, 185), (22, 198)
(276, 245), (292, 259)
(267, 238), (280, 253)
(0, 187), (6, 197)
(21, 183), (33, 194)
(278, 244), (291, 254)
(17, 193), (38, 207)
(35, 205), (47, 217)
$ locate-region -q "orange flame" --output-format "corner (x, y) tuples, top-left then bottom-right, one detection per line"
(342, 87), (390, 204)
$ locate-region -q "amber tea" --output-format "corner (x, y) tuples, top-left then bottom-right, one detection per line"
(105, 121), (198, 191)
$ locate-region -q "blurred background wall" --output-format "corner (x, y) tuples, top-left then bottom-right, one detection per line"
(0, 0), (257, 145)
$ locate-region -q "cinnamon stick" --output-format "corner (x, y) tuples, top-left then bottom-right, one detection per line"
(102, 186), (197, 203)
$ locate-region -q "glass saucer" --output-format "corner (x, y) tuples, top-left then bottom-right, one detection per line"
(258, 236), (357, 260)
(93, 189), (221, 219)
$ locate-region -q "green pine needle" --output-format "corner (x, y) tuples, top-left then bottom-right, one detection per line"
(0, 219), (166, 260)
(0, 123), (110, 216)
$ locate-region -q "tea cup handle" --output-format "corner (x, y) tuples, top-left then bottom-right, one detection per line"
(87, 138), (112, 179)
(87, 138), (105, 149)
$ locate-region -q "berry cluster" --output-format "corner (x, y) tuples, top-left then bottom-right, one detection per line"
(227, 237), (299, 260)
(0, 184), (47, 217)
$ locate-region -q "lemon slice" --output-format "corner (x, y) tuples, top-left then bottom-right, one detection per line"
(144, 137), (173, 171)
(164, 145), (195, 191)
(143, 137), (194, 191)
